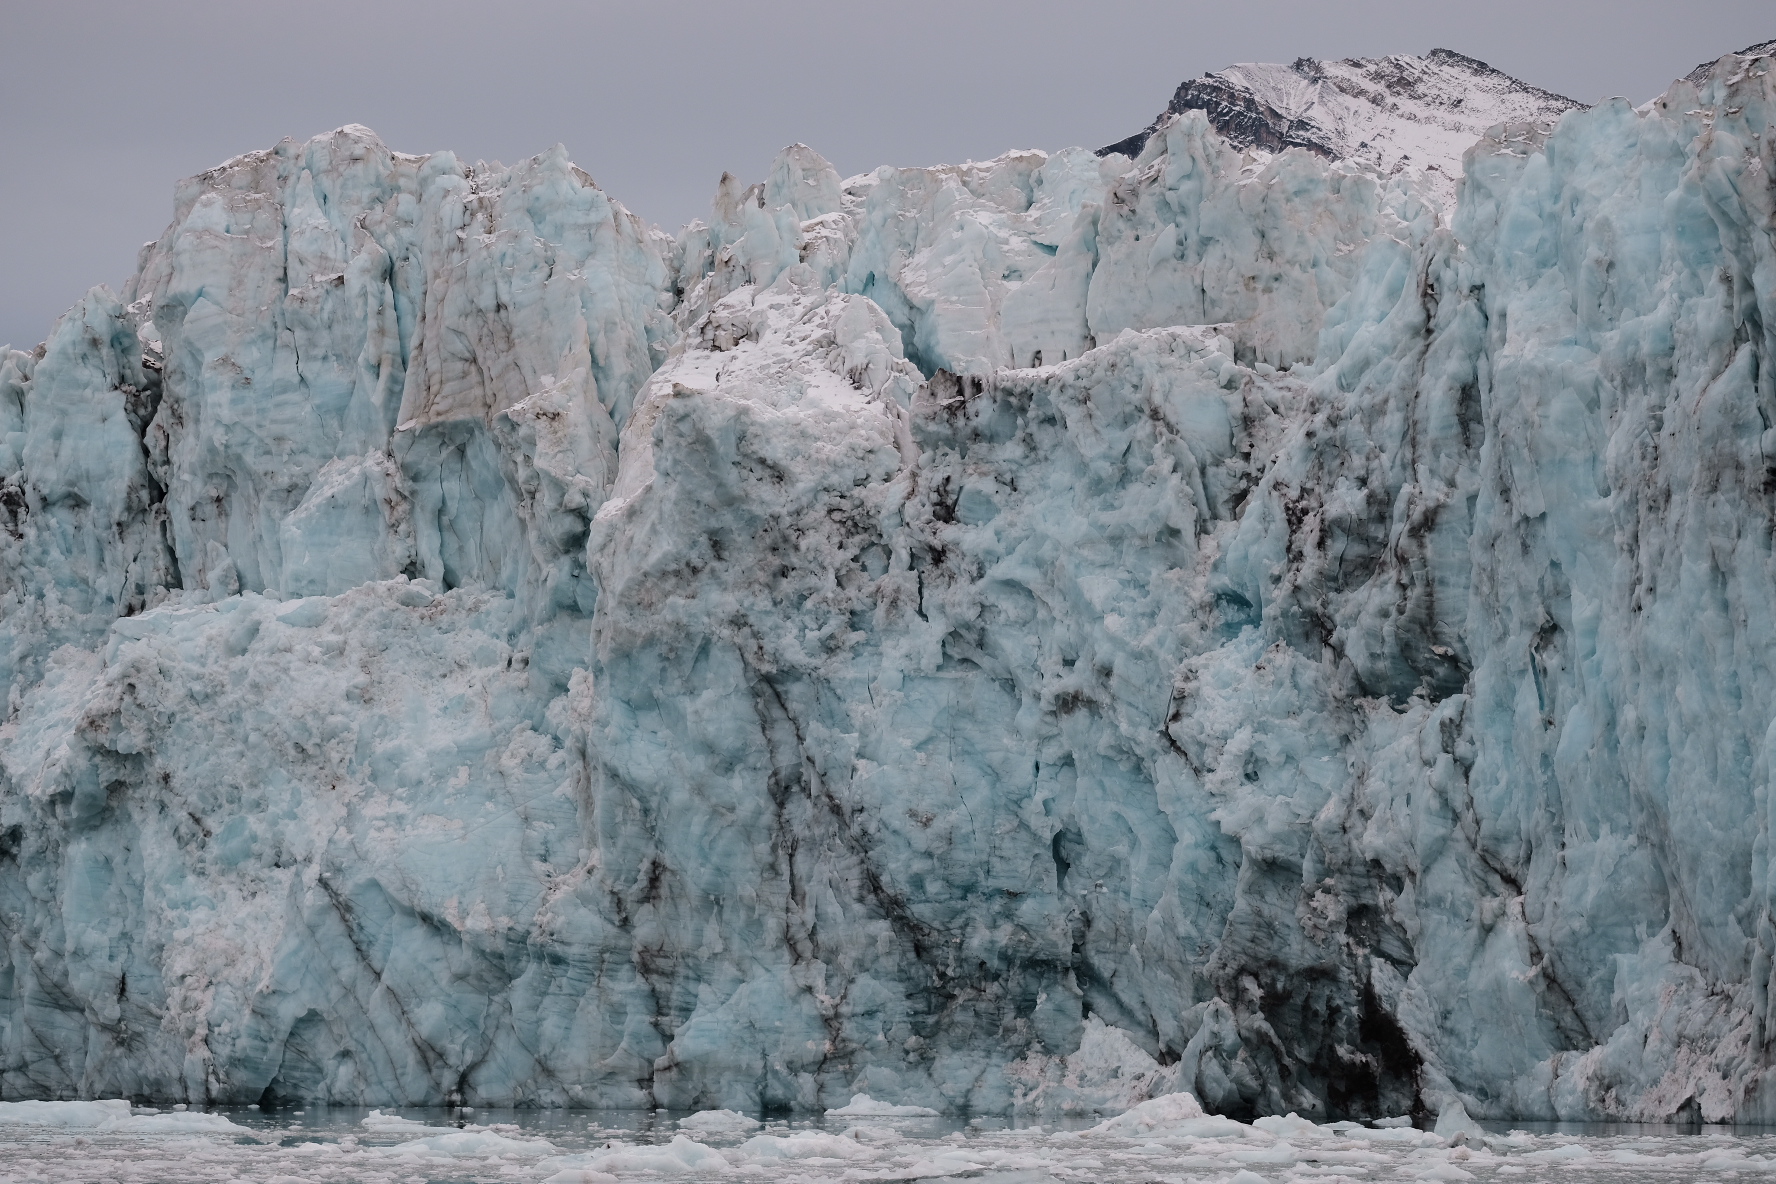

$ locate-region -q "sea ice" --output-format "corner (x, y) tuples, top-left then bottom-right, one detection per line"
(0, 1098), (252, 1135)
(0, 1100), (1764, 1183)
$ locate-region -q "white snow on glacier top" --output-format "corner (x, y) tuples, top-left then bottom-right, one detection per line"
(1102, 48), (1586, 205)
(1686, 38), (1776, 85)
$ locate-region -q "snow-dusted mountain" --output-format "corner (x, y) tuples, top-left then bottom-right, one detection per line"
(1687, 38), (1776, 84)
(0, 39), (1773, 1124)
(1100, 49), (1585, 204)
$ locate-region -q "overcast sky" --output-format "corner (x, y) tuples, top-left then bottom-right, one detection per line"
(2, 0), (1769, 348)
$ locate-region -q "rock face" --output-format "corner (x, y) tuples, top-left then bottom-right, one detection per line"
(1098, 49), (1585, 206)
(1, 43), (1774, 1122)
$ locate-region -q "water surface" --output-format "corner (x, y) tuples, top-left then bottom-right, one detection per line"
(2, 1103), (1770, 1182)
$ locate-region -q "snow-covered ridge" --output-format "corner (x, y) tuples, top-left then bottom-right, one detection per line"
(1687, 38), (1776, 85)
(0, 39), (1773, 1125)
(1099, 48), (1585, 204)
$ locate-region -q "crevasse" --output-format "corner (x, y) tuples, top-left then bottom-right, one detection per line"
(0, 48), (1773, 1122)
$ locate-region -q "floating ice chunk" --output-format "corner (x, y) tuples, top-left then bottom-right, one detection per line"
(1373, 1116), (1415, 1128)
(678, 1108), (762, 1131)
(359, 1108), (431, 1132)
(1231, 1142), (1302, 1167)
(1086, 1092), (1205, 1135)
(1522, 1143), (1595, 1163)
(380, 1128), (555, 1157)
(1302, 1146), (1391, 1166)
(1700, 1151), (1776, 1170)
(1252, 1112), (1320, 1138)
(0, 1099), (252, 1135)
(734, 1129), (879, 1159)
(1362, 1127), (1445, 1146)
(541, 1170), (619, 1184)
(1432, 1099), (1486, 1144)
(825, 1093), (943, 1118)
(555, 1134), (733, 1173)
(0, 1099), (136, 1128)
(885, 1152), (989, 1178)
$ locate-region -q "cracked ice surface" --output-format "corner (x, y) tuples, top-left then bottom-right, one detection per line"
(2, 46), (1776, 1125)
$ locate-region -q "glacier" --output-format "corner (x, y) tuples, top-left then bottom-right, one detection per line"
(0, 39), (1773, 1128)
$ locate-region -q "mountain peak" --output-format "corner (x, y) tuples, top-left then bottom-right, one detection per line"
(1099, 49), (1584, 204)
(1683, 38), (1776, 86)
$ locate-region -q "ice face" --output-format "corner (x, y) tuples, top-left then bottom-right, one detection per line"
(1, 47), (1775, 1122)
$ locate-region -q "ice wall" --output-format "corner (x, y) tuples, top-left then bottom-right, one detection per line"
(1, 48), (1774, 1121)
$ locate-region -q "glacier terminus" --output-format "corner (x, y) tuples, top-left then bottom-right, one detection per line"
(2, 40), (1776, 1129)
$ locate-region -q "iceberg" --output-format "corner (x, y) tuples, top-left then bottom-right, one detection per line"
(0, 41), (1774, 1126)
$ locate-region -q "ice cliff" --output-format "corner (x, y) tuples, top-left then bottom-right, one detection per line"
(0, 40), (1774, 1124)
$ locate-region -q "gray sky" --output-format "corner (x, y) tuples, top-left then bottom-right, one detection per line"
(3, 0), (1769, 349)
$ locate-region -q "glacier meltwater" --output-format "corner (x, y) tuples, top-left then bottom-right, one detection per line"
(2, 42), (1775, 1136)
